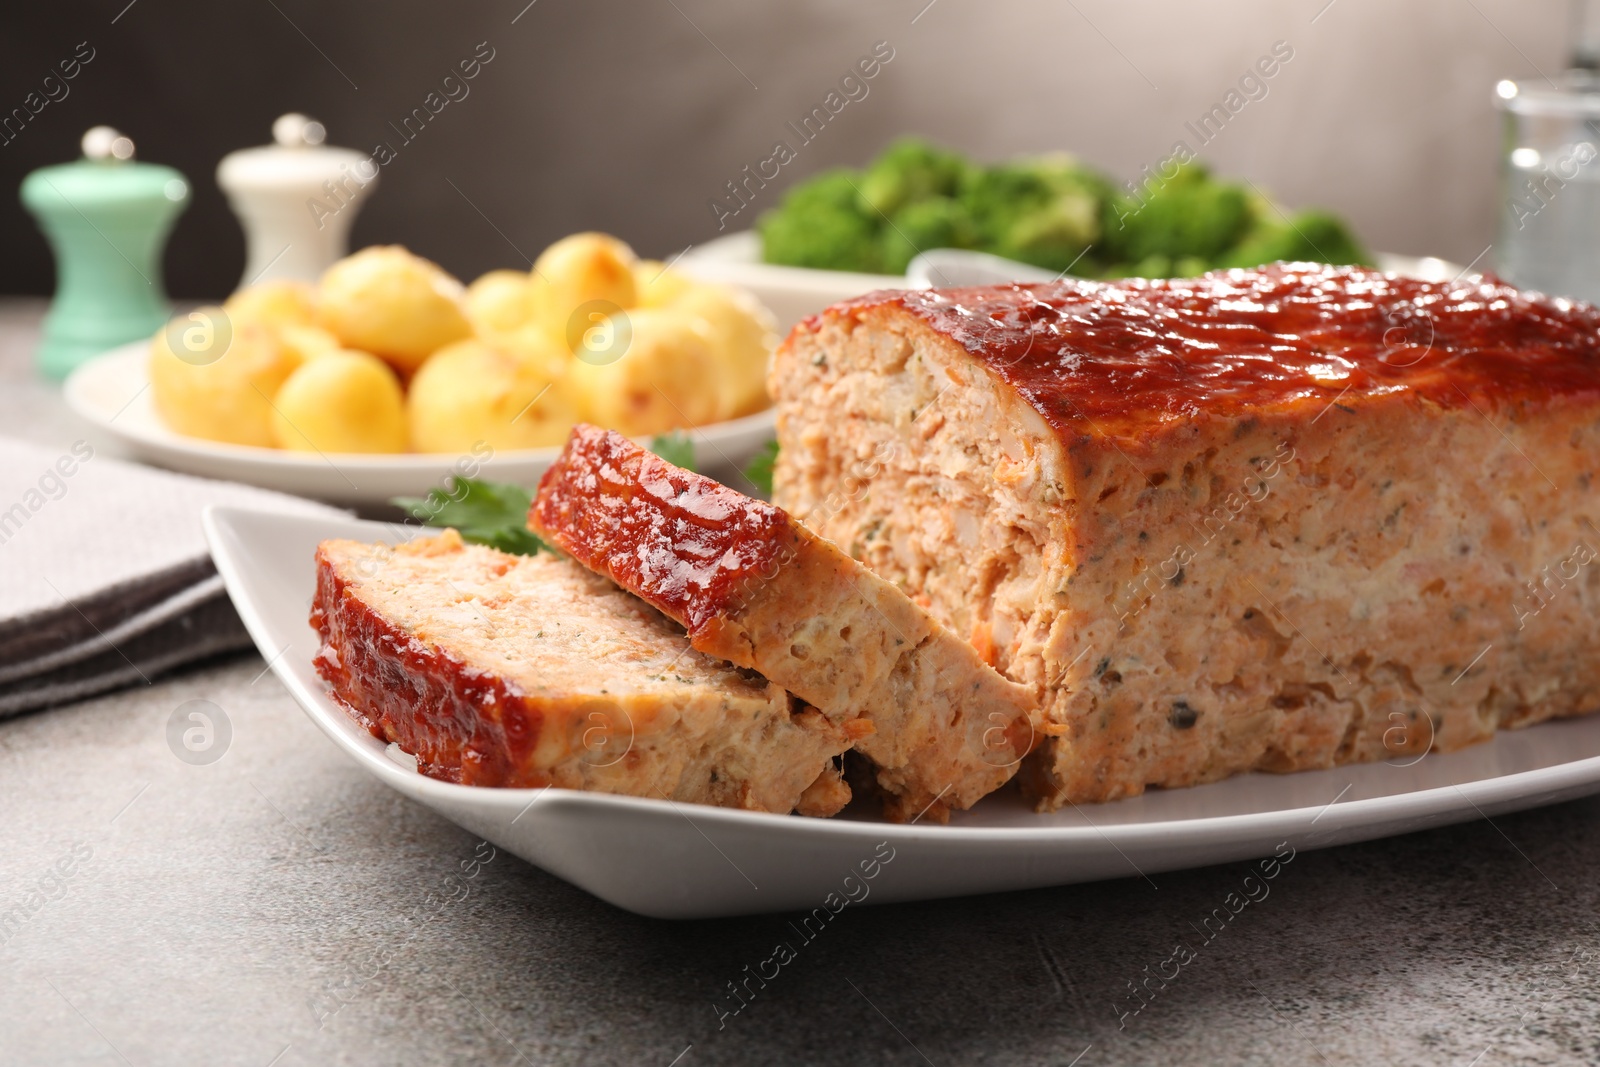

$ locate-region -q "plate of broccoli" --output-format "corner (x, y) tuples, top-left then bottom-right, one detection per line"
(754, 136), (1370, 279)
(677, 137), (1457, 334)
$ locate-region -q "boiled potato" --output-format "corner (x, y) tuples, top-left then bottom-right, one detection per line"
(407, 339), (577, 452)
(565, 296), (635, 368)
(149, 314), (303, 447)
(223, 280), (317, 329)
(564, 308), (721, 436)
(278, 323), (343, 364)
(466, 269), (533, 334)
(672, 283), (777, 419)
(316, 246), (472, 375)
(634, 260), (695, 308)
(533, 233), (638, 344)
(270, 350), (406, 454)
(496, 321), (573, 380)
(519, 272), (564, 343)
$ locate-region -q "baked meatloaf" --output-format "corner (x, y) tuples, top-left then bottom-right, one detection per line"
(529, 424), (1039, 821)
(312, 530), (853, 816)
(771, 262), (1600, 807)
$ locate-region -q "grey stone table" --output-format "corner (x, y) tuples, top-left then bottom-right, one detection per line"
(2, 298), (1599, 1067)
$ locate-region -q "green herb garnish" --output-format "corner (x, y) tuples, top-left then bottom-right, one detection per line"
(743, 438), (779, 497)
(649, 431), (697, 472)
(393, 477), (552, 557)
(392, 436), (721, 556)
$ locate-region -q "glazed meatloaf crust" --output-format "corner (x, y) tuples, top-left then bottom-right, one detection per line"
(529, 424), (1039, 821)
(312, 530), (853, 816)
(771, 262), (1600, 807)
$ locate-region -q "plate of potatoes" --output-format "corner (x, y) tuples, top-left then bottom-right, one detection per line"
(64, 234), (780, 505)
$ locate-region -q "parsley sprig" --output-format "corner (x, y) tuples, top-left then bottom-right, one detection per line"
(392, 433), (730, 556)
(393, 478), (552, 556)
(743, 438), (779, 497)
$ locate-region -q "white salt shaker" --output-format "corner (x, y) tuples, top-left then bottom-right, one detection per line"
(216, 113), (376, 291)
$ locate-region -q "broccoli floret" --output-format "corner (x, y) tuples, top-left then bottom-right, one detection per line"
(879, 196), (978, 274)
(1217, 209), (1371, 269)
(1001, 192), (1103, 272)
(857, 137), (971, 218)
(960, 154), (1108, 273)
(757, 145), (1369, 281)
(759, 203), (884, 272)
(759, 168), (885, 271)
(776, 167), (863, 215)
(1102, 162), (1252, 265)
(1102, 253), (1213, 279)
(1098, 255), (1162, 280)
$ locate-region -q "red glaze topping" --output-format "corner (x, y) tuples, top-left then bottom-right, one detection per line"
(530, 425), (792, 635)
(818, 262), (1600, 441)
(311, 548), (544, 788)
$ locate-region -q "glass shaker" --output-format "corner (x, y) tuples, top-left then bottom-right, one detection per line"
(1494, 77), (1600, 301)
(1492, 2), (1600, 301)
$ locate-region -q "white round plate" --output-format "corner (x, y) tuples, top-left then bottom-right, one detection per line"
(64, 341), (777, 505)
(678, 231), (1467, 334)
(206, 505), (1600, 919)
(679, 231), (903, 334)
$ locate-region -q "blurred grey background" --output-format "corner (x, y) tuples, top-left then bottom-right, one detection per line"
(0, 0), (1568, 297)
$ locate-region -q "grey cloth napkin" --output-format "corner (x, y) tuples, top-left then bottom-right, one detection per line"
(0, 437), (342, 716)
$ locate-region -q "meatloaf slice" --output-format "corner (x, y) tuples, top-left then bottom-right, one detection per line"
(771, 262), (1600, 807)
(528, 424), (1039, 822)
(312, 529), (852, 816)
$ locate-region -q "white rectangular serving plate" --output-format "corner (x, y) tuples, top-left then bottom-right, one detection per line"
(204, 505), (1600, 919)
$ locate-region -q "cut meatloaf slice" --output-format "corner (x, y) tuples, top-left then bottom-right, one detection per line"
(528, 424), (1039, 822)
(771, 262), (1600, 807)
(312, 529), (852, 816)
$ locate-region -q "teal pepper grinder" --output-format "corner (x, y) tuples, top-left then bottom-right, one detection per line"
(20, 126), (191, 379)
